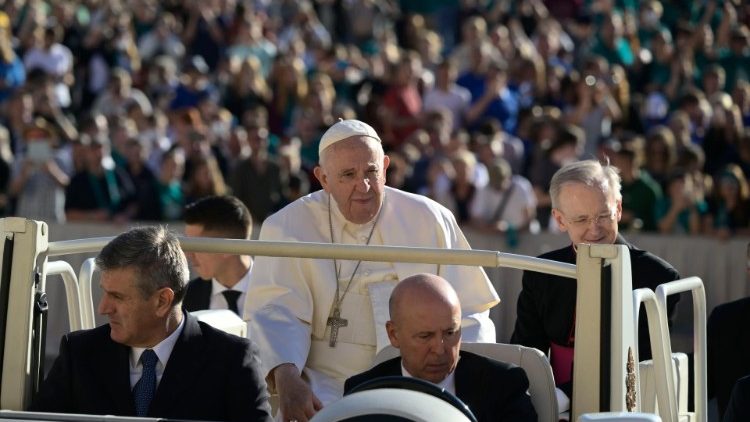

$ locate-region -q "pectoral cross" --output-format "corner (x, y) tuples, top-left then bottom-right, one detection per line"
(326, 308), (348, 347)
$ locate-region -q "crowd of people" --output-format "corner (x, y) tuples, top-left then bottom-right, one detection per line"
(0, 0), (748, 240)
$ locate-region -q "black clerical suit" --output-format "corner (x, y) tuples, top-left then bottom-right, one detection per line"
(30, 312), (272, 422)
(511, 235), (680, 394)
(344, 351), (537, 422)
(724, 374), (750, 422)
(708, 297), (750, 419)
(182, 277), (212, 312)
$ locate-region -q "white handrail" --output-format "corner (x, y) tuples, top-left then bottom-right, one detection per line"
(632, 289), (649, 411)
(633, 288), (678, 422)
(78, 258), (97, 330)
(48, 237), (577, 279)
(656, 277), (707, 422)
(44, 261), (83, 332)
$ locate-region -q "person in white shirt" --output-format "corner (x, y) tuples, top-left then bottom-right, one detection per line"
(182, 195), (253, 316)
(470, 158), (537, 233)
(245, 119), (499, 422)
(22, 27), (73, 108)
(422, 59), (472, 131)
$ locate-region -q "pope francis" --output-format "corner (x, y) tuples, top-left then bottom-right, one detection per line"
(244, 119), (500, 422)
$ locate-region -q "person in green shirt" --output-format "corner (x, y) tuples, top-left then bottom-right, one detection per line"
(609, 137), (663, 232)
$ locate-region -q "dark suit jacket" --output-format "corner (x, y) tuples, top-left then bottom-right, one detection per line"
(511, 235), (681, 361)
(182, 277), (212, 312)
(30, 312), (272, 422)
(708, 297), (750, 419)
(343, 351), (537, 422)
(724, 374), (750, 422)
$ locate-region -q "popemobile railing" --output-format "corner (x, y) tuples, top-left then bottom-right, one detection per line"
(0, 218), (706, 422)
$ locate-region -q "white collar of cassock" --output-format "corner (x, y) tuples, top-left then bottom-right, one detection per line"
(329, 195), (381, 239)
(400, 360), (457, 395)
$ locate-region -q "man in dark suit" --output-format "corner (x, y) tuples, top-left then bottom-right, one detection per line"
(708, 297), (750, 419)
(30, 226), (272, 421)
(724, 374), (750, 422)
(344, 273), (536, 422)
(182, 195), (253, 315)
(511, 159), (680, 400)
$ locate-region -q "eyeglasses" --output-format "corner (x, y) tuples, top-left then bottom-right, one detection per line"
(560, 208), (617, 228)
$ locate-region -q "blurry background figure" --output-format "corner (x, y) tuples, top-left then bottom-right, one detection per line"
(22, 26), (73, 108)
(64, 133), (135, 223)
(530, 124), (583, 230)
(122, 137), (161, 221)
(0, 125), (12, 216)
(609, 136), (663, 233)
(229, 123), (284, 224)
(183, 152), (227, 206)
(704, 164), (750, 240)
(655, 170), (707, 235)
(8, 118), (68, 222)
(157, 147), (185, 221)
(0, 11), (25, 105)
(470, 158), (537, 235)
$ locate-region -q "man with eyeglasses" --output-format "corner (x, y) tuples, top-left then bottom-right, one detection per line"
(511, 159), (680, 405)
(244, 119), (499, 422)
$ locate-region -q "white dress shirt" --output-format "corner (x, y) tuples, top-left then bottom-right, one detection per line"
(129, 316), (185, 389)
(210, 266), (251, 316)
(401, 361), (457, 395)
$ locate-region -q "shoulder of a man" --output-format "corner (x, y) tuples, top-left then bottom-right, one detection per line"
(626, 242), (680, 283)
(520, 245), (574, 292)
(182, 278), (211, 310)
(344, 357), (401, 394)
(460, 351), (526, 381)
(536, 245), (573, 263)
(709, 297), (750, 326)
(64, 324), (114, 350)
(195, 319), (253, 351)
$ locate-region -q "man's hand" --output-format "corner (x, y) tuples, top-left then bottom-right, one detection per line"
(273, 363), (323, 422)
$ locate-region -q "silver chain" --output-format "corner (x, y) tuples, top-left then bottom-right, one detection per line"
(327, 194), (384, 314)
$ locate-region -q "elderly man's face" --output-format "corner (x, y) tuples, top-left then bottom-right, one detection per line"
(552, 182), (622, 246)
(315, 136), (390, 224)
(97, 267), (166, 348)
(386, 292), (462, 383)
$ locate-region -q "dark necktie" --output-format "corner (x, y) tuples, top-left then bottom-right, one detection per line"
(222, 290), (241, 315)
(133, 349), (158, 417)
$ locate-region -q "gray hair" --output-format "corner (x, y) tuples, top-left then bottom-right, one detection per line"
(96, 226), (188, 303)
(549, 159), (622, 209)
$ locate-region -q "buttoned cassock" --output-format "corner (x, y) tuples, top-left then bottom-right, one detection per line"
(244, 187), (500, 404)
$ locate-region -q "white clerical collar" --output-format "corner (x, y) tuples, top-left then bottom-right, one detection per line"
(329, 196), (371, 230)
(211, 265), (251, 297)
(400, 360), (457, 395)
(130, 315), (185, 369)
(329, 195), (382, 240)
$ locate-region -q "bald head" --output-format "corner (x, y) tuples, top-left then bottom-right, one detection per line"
(389, 273), (462, 322)
(386, 273), (462, 383)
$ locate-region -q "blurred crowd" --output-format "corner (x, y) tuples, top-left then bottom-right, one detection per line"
(0, 0), (749, 240)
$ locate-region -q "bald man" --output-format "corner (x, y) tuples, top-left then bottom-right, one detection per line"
(345, 274), (536, 422)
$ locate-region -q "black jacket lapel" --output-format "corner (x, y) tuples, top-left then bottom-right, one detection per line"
(148, 313), (208, 416)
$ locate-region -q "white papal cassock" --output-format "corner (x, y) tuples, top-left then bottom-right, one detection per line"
(244, 187), (500, 405)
